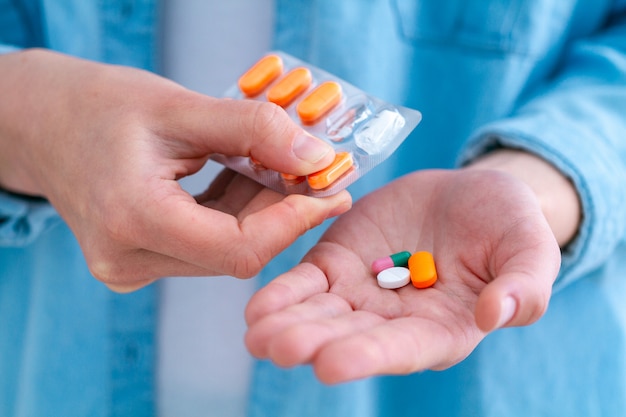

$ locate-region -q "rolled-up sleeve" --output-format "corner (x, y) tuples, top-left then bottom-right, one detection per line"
(458, 11), (626, 290)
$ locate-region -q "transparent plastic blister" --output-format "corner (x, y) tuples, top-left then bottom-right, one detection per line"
(211, 51), (422, 197)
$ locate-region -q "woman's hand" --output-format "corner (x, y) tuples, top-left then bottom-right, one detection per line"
(245, 157), (572, 383)
(0, 49), (351, 291)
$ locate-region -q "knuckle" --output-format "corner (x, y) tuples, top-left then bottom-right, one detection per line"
(87, 252), (150, 288)
(83, 241), (145, 286)
(223, 244), (266, 279)
(87, 254), (120, 284)
(283, 195), (315, 231)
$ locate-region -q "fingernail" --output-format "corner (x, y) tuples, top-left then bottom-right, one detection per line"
(496, 296), (516, 329)
(293, 132), (332, 164)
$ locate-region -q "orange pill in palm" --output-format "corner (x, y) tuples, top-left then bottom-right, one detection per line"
(238, 54), (284, 97)
(267, 67), (312, 107)
(408, 251), (438, 288)
(297, 81), (342, 124)
(307, 151), (353, 190)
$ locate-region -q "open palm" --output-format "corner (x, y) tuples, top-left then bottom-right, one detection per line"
(245, 169), (561, 383)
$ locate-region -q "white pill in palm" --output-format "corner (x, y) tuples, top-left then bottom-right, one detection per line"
(376, 266), (411, 289)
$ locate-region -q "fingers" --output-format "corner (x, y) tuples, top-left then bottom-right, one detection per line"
(270, 312), (388, 369)
(245, 293), (356, 360)
(244, 264), (471, 384)
(312, 317), (469, 384)
(83, 175), (350, 287)
(474, 241), (560, 332)
(247, 306), (471, 384)
(195, 169), (266, 216)
(245, 263), (332, 325)
(231, 191), (352, 272)
(245, 262), (374, 364)
(474, 270), (553, 332)
(133, 187), (351, 278)
(93, 191), (350, 284)
(167, 97), (336, 176)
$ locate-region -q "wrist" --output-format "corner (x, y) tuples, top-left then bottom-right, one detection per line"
(465, 148), (581, 247)
(0, 49), (49, 196)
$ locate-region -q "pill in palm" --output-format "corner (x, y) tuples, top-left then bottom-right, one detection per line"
(377, 267), (411, 289)
(408, 251), (438, 288)
(371, 251), (412, 275)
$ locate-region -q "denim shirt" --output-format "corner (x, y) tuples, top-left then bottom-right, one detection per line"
(2, 1), (626, 416)
(0, 2), (158, 417)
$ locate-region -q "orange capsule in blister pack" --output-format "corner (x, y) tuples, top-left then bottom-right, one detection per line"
(267, 67), (313, 107)
(307, 151), (353, 190)
(280, 172), (305, 184)
(238, 54), (284, 97)
(297, 81), (343, 124)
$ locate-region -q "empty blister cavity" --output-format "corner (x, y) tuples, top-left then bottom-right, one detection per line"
(326, 95), (373, 142)
(355, 108), (406, 155)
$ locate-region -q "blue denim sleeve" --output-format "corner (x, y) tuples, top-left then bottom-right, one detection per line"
(458, 12), (626, 290)
(0, 44), (19, 54)
(0, 191), (61, 247)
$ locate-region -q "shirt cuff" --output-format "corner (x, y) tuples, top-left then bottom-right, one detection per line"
(457, 116), (626, 291)
(0, 44), (20, 54)
(0, 191), (61, 247)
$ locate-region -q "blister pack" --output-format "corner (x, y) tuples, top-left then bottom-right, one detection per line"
(211, 51), (422, 197)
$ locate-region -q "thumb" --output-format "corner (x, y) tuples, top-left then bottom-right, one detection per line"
(164, 95), (335, 175)
(474, 268), (556, 332)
